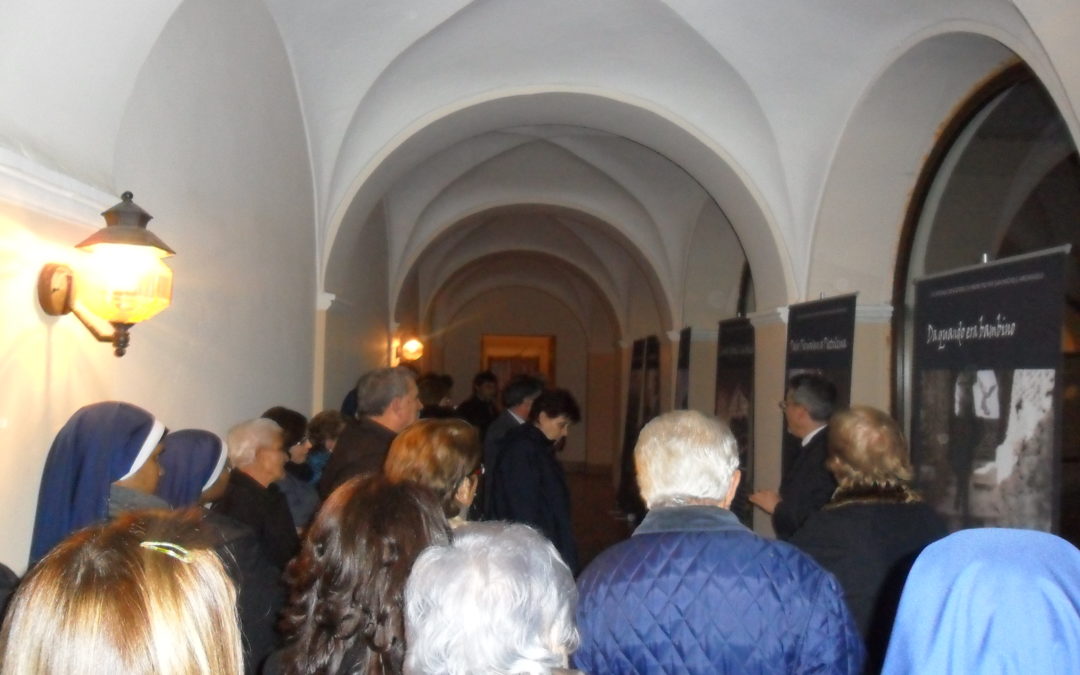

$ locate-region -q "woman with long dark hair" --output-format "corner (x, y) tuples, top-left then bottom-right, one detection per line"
(269, 474), (451, 675)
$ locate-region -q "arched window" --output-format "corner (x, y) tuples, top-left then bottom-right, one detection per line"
(895, 65), (1080, 540)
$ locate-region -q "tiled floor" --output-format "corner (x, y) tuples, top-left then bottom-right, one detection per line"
(567, 469), (634, 573)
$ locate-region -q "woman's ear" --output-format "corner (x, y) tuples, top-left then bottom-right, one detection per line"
(454, 475), (476, 505)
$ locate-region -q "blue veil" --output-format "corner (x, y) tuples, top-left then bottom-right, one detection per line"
(882, 527), (1080, 674)
(30, 401), (165, 563)
(155, 429), (227, 508)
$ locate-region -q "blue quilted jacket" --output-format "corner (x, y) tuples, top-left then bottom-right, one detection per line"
(574, 505), (864, 674)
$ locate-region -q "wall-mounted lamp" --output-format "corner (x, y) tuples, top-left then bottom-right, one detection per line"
(37, 192), (174, 357)
(398, 337), (424, 362)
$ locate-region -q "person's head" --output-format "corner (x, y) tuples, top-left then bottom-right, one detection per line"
(883, 528), (1080, 674)
(356, 366), (421, 431)
(1, 510), (243, 675)
(226, 418), (286, 487)
(30, 401), (168, 563)
(261, 406), (311, 465)
(416, 373), (452, 408)
(502, 374), (545, 417)
(155, 429), (230, 507)
(783, 373), (838, 437)
(308, 409), (346, 451)
(384, 419), (482, 520)
(634, 410), (741, 509)
(404, 522), (579, 675)
(827, 406), (914, 492)
(528, 388), (581, 442)
(472, 371), (498, 402)
(279, 474), (451, 675)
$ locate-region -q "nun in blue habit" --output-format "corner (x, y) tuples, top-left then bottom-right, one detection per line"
(29, 401), (166, 564)
(155, 429), (229, 507)
(882, 528), (1080, 674)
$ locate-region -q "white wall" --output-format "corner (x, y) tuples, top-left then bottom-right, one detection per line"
(320, 204), (392, 409)
(0, 0), (315, 571)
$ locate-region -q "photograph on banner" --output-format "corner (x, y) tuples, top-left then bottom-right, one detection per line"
(715, 317), (755, 526)
(617, 339), (646, 518)
(674, 327), (691, 410)
(783, 294), (857, 409)
(642, 335), (661, 424)
(911, 248), (1067, 532)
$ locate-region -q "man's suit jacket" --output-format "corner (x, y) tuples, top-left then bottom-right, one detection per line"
(773, 427), (836, 540)
(478, 409), (522, 518)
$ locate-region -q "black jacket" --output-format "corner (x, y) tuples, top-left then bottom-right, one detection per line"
(490, 423), (578, 574)
(774, 427), (836, 539)
(204, 510), (287, 675)
(790, 490), (948, 673)
(213, 470), (299, 571)
(317, 416), (397, 498)
(456, 395), (498, 437)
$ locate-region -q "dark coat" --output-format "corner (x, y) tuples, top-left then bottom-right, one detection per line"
(317, 416), (397, 498)
(456, 395), (498, 437)
(790, 491), (948, 673)
(477, 409), (523, 519)
(0, 561), (18, 626)
(574, 505), (864, 674)
(204, 510), (287, 675)
(213, 470), (299, 571)
(489, 423), (578, 574)
(774, 427), (836, 539)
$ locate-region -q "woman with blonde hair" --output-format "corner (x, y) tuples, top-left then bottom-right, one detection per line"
(0, 509), (243, 675)
(791, 405), (947, 673)
(384, 418), (482, 527)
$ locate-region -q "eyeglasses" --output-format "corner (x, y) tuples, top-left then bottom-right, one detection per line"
(291, 435), (309, 447)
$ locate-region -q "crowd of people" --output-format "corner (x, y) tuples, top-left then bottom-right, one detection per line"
(0, 367), (1077, 674)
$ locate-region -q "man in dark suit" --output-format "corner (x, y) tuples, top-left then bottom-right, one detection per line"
(318, 367), (420, 497)
(478, 374), (544, 518)
(749, 373), (838, 539)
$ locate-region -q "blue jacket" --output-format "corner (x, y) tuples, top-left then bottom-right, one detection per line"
(574, 505), (864, 674)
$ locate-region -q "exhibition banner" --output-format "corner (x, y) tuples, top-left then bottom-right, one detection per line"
(617, 339), (647, 517)
(784, 294), (857, 408)
(642, 335), (661, 424)
(675, 327), (691, 410)
(782, 294), (857, 493)
(911, 247), (1068, 532)
(716, 317), (755, 526)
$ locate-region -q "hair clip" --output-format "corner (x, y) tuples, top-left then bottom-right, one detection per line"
(139, 540), (194, 563)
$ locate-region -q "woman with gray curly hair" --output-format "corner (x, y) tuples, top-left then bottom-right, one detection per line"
(404, 522), (581, 675)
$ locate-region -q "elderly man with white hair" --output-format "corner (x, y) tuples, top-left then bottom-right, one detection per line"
(213, 417), (298, 571)
(404, 522), (582, 675)
(573, 410), (863, 674)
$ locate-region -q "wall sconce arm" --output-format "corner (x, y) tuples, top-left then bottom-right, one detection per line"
(38, 263), (132, 356)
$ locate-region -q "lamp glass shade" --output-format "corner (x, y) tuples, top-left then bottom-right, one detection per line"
(400, 338), (424, 361)
(76, 243), (173, 323)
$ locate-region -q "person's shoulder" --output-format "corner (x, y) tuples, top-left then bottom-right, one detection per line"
(578, 536), (647, 584)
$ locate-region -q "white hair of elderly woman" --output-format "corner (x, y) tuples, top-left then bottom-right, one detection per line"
(404, 522), (580, 675)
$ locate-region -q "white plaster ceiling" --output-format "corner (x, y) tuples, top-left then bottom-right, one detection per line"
(3, 0), (1075, 339)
